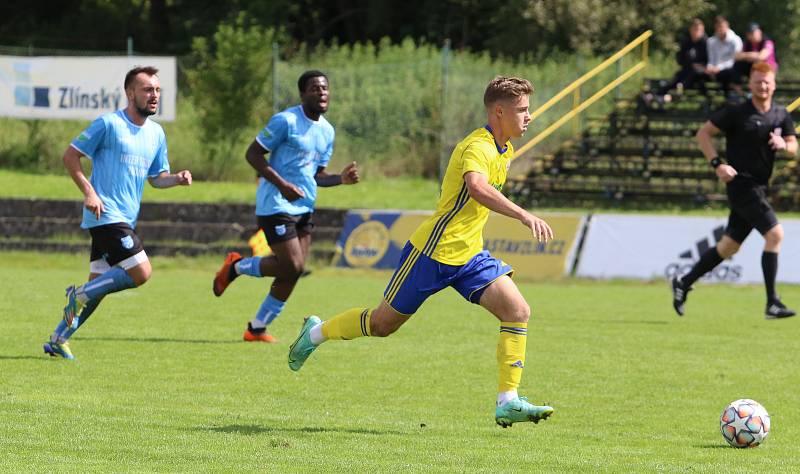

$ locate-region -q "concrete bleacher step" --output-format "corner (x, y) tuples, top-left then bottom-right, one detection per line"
(0, 198), (346, 226)
(0, 198), (347, 258)
(513, 75), (800, 208)
(507, 175), (723, 201)
(0, 239), (336, 261)
(0, 216), (343, 245)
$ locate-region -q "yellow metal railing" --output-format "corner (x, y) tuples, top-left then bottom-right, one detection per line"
(789, 96), (800, 112)
(517, 30), (652, 157)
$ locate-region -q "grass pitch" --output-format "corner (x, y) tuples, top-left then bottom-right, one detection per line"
(2, 251), (799, 472)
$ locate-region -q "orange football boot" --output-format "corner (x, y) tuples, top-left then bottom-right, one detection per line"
(243, 323), (277, 343)
(213, 252), (242, 296)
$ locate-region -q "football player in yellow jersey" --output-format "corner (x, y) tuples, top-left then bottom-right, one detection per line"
(288, 76), (555, 427)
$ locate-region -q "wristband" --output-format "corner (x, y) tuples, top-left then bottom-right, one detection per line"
(709, 157), (723, 168)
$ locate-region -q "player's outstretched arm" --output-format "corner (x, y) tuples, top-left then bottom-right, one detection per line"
(315, 162), (359, 187)
(463, 171), (553, 243)
(697, 121), (737, 183)
(63, 145), (104, 219)
(786, 135), (798, 156)
(245, 140), (304, 201)
(148, 170), (192, 188)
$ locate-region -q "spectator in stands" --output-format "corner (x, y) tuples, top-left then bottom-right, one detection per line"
(656, 18), (709, 101)
(705, 15), (743, 94)
(734, 22), (779, 79)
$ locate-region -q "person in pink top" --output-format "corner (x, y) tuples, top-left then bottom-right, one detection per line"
(735, 22), (779, 79)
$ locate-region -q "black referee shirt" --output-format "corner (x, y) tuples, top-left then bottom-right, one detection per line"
(710, 100), (797, 185)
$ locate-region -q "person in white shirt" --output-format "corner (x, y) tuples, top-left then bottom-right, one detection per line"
(705, 15), (743, 94)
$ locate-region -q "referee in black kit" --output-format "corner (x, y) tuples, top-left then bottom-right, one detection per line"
(672, 62), (798, 319)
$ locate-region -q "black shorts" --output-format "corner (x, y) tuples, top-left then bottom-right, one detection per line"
(89, 223), (145, 266)
(724, 184), (779, 243)
(257, 213), (314, 245)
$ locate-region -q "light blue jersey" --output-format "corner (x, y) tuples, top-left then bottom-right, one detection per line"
(71, 110), (169, 229)
(254, 105), (334, 216)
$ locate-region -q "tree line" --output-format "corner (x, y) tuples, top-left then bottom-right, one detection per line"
(1, 0), (798, 63)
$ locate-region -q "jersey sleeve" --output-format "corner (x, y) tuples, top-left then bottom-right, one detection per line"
(461, 144), (491, 177)
(255, 113), (289, 152)
(709, 105), (734, 133)
(148, 133), (170, 177)
(70, 116), (107, 159)
(320, 129), (334, 167)
(780, 110), (797, 137)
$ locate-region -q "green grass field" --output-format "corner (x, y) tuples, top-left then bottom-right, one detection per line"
(2, 251), (799, 472)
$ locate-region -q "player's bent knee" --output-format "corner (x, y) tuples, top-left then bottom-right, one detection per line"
(520, 302), (531, 322)
(511, 302), (531, 323)
(369, 303), (408, 337)
(717, 241), (740, 259)
(129, 267), (151, 286)
(765, 226), (783, 245)
(278, 260), (304, 279)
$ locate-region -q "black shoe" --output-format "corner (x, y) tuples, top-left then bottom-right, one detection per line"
(765, 300), (796, 320)
(671, 277), (691, 316)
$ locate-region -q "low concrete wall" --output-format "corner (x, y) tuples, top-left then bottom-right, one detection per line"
(0, 198), (346, 259)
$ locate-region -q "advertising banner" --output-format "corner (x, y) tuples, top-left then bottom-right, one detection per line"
(335, 210), (586, 279)
(576, 214), (800, 284)
(0, 55), (176, 121)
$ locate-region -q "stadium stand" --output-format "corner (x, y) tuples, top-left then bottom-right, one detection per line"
(507, 78), (800, 210)
(0, 198), (345, 259)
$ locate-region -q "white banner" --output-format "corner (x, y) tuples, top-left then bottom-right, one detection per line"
(576, 214), (800, 284)
(0, 56), (176, 121)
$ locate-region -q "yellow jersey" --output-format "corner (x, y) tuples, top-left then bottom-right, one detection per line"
(409, 127), (513, 265)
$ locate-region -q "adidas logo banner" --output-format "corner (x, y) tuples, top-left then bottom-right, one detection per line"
(575, 214), (800, 284)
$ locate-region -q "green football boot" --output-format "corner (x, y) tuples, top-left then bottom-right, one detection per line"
(43, 341), (75, 360)
(288, 316), (321, 372)
(495, 396), (554, 428)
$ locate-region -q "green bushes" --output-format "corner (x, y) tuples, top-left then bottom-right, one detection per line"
(0, 31), (679, 181)
(0, 118), (82, 173)
(187, 14), (282, 179)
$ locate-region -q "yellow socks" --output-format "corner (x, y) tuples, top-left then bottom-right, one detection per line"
(497, 322), (527, 393)
(321, 308), (371, 340)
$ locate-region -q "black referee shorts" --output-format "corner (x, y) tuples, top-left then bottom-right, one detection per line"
(257, 213), (314, 245)
(724, 184), (779, 243)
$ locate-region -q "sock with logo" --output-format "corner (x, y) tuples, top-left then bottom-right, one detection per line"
(497, 322), (527, 393)
(762, 251), (779, 303)
(50, 320), (68, 344)
(59, 297), (103, 342)
(250, 293), (286, 329)
(321, 308), (371, 341)
(77, 266), (136, 303)
(234, 256), (262, 278)
(680, 247), (723, 287)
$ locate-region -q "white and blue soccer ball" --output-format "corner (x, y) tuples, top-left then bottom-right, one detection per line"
(720, 399), (771, 448)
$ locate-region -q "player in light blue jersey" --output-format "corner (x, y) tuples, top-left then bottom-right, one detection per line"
(213, 70), (359, 342)
(43, 66), (192, 360)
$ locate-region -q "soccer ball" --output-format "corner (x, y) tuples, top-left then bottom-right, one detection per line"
(719, 399), (771, 448)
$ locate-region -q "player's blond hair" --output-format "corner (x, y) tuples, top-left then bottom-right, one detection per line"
(483, 76), (533, 107)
